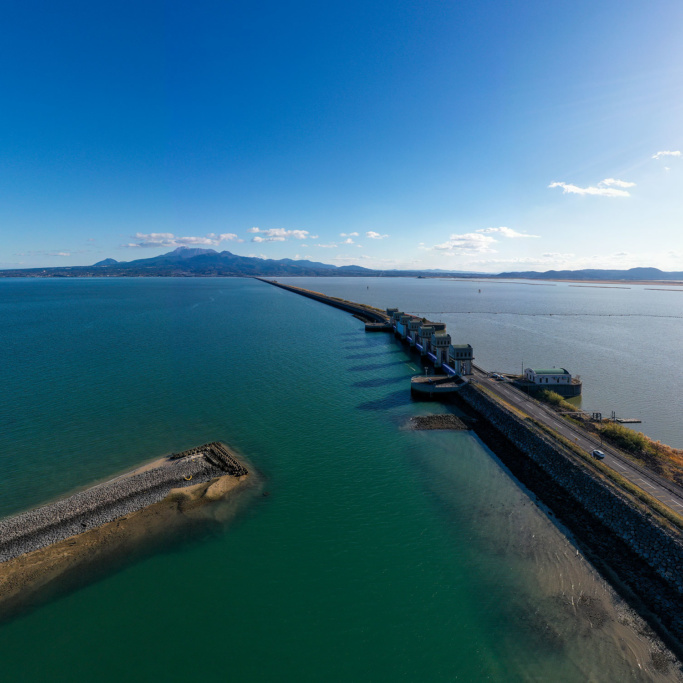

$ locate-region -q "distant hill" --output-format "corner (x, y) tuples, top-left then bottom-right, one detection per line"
(0, 247), (485, 278)
(4, 249), (680, 281)
(496, 267), (683, 282)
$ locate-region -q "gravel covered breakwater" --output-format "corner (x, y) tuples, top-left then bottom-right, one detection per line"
(0, 444), (246, 563)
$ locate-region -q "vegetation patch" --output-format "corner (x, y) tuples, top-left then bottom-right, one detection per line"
(537, 389), (580, 414)
(536, 390), (683, 486)
(596, 422), (683, 487)
(529, 418), (683, 532)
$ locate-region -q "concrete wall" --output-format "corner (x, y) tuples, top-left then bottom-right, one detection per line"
(459, 383), (683, 619)
(513, 380), (582, 398)
(264, 281), (388, 322)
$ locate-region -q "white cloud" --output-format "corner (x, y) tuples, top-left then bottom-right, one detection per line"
(600, 178), (636, 188)
(652, 150), (681, 160)
(477, 226), (539, 238)
(340, 232), (359, 237)
(314, 243), (338, 248)
(252, 235), (282, 243)
(366, 231), (389, 239)
(249, 227), (314, 242)
(431, 232), (497, 255)
(548, 178), (635, 198)
(342, 238), (355, 244)
(124, 232), (243, 248)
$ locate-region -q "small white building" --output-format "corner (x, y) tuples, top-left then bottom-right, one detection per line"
(524, 368), (572, 385)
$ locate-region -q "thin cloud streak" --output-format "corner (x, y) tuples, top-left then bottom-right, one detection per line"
(652, 150), (681, 160)
(548, 178), (635, 197)
(477, 226), (539, 238)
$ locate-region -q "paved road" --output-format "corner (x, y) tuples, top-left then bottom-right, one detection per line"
(471, 367), (683, 515)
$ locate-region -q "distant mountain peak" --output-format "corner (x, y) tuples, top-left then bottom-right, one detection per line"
(170, 247), (218, 258)
(93, 258), (118, 266)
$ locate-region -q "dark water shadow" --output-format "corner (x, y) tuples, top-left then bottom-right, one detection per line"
(352, 376), (406, 388)
(348, 361), (407, 372)
(356, 390), (411, 411)
(344, 348), (404, 360)
(0, 477), (263, 626)
(344, 351), (401, 360)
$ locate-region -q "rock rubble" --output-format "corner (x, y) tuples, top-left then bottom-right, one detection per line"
(0, 455), (225, 563)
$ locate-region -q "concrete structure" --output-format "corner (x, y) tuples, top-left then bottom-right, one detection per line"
(397, 314), (418, 340)
(449, 344), (474, 376)
(431, 332), (451, 365)
(411, 374), (466, 397)
(524, 368), (572, 385)
(365, 321), (393, 332)
(458, 382), (683, 642)
(407, 319), (422, 346)
(390, 311), (405, 332)
(416, 325), (434, 356)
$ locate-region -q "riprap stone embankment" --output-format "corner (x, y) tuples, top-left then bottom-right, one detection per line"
(0, 444), (245, 563)
(459, 383), (683, 644)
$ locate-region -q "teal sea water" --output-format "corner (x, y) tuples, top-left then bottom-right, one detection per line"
(0, 278), (679, 681)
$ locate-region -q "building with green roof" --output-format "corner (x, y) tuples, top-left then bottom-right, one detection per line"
(524, 367), (572, 385)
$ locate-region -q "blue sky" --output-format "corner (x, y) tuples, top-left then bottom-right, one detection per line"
(2, 0), (682, 272)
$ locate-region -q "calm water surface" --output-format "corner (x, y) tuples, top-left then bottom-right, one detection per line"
(0, 278), (679, 681)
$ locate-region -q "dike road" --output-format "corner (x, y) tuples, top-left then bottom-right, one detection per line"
(470, 365), (683, 515)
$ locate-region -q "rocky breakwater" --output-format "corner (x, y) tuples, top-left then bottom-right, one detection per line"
(458, 383), (683, 652)
(0, 442), (252, 618)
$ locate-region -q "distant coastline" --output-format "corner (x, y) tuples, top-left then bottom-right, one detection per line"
(2, 246), (682, 283)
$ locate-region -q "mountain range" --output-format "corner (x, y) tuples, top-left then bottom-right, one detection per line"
(1, 248), (681, 281)
(1, 247), (482, 278)
(497, 267), (683, 281)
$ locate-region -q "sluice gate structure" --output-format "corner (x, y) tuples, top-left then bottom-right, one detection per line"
(257, 279), (474, 396)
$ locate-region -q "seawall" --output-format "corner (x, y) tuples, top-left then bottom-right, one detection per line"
(458, 383), (683, 644)
(257, 278), (389, 323)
